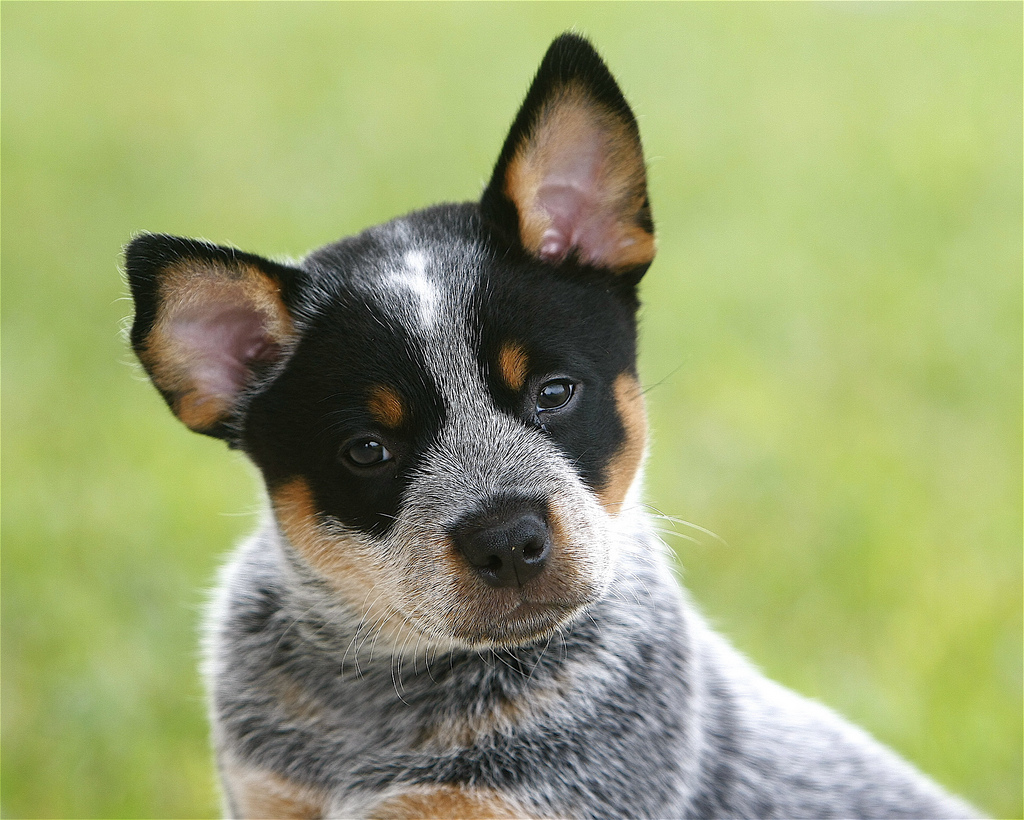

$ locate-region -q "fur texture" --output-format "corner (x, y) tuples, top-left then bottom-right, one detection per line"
(126, 33), (977, 820)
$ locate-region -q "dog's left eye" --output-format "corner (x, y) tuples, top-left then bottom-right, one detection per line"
(344, 439), (393, 468)
(536, 379), (576, 412)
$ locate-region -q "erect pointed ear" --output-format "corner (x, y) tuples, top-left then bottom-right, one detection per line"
(481, 33), (655, 280)
(124, 233), (303, 440)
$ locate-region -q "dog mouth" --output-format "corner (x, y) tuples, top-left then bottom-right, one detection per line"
(440, 591), (597, 649)
(373, 585), (594, 654)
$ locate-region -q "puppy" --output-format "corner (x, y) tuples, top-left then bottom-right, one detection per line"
(125, 33), (977, 820)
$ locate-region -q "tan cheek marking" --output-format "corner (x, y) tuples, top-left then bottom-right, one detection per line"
(367, 384), (405, 428)
(271, 478), (373, 593)
(598, 372), (648, 514)
(271, 480), (433, 651)
(497, 342), (529, 391)
(369, 785), (529, 820)
(545, 503), (583, 582)
(142, 260), (295, 433)
(504, 84), (655, 272)
(535, 497), (608, 607)
(222, 762), (326, 819)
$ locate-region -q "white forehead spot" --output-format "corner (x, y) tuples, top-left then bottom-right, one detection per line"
(388, 250), (439, 328)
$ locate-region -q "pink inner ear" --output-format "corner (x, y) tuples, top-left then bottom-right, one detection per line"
(170, 304), (278, 405)
(531, 125), (628, 267)
(537, 183), (622, 266)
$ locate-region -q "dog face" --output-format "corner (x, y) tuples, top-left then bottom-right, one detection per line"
(126, 34), (655, 650)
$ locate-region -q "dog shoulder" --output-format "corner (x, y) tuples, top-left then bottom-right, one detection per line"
(687, 620), (981, 818)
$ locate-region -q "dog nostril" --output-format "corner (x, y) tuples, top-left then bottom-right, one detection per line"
(452, 502), (551, 589)
(521, 533), (545, 560)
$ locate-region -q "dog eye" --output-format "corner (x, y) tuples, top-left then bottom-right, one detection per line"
(536, 379), (575, 412)
(344, 438), (393, 468)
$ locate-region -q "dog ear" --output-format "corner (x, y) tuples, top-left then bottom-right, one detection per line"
(481, 33), (655, 281)
(124, 233), (303, 440)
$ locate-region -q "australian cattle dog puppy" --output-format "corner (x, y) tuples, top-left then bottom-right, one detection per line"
(125, 33), (977, 820)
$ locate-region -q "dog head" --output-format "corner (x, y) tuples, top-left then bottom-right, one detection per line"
(126, 33), (655, 650)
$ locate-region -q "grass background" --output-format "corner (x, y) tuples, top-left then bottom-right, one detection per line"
(2, 3), (1020, 818)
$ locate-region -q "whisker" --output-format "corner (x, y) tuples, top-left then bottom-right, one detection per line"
(528, 631), (556, 683)
(637, 504), (728, 548)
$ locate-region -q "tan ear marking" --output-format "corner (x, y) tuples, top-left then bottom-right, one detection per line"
(497, 342), (530, 391)
(503, 83), (654, 272)
(140, 260), (295, 433)
(367, 384), (406, 428)
(598, 372), (648, 513)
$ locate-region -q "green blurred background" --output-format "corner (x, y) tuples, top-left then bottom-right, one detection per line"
(2, 3), (1020, 818)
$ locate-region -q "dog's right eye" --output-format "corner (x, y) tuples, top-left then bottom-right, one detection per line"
(344, 438), (393, 468)
(536, 379), (576, 412)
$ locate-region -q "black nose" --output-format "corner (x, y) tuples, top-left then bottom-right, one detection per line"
(451, 499), (551, 588)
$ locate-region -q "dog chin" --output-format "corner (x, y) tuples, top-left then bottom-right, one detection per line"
(449, 604), (586, 650)
(439, 582), (608, 650)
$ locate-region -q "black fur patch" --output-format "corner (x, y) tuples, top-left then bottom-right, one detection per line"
(242, 277), (446, 538)
(473, 256), (640, 495)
